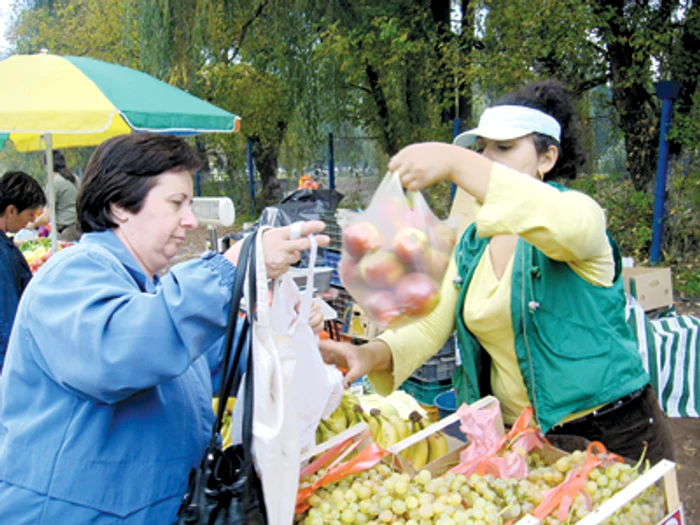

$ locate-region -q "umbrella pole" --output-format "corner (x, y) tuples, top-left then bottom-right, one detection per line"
(43, 134), (58, 254)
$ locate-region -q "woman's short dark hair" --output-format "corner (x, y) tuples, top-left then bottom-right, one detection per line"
(77, 133), (202, 233)
(494, 78), (587, 181)
(0, 171), (47, 215)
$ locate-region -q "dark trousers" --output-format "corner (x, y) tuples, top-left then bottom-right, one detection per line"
(546, 385), (675, 465)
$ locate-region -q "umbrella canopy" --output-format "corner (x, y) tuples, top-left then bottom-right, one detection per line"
(0, 53), (240, 151)
(0, 53), (240, 250)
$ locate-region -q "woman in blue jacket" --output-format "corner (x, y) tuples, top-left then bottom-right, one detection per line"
(0, 133), (328, 523)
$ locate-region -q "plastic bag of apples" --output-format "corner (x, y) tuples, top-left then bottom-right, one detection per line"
(337, 172), (457, 329)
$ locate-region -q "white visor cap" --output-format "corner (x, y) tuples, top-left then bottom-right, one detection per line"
(453, 105), (561, 148)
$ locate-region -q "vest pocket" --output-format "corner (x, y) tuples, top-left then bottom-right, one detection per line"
(532, 310), (611, 359)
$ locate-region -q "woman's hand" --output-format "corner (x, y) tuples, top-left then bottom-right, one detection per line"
(388, 142), (460, 191)
(308, 299), (325, 333)
(224, 220), (329, 279)
(262, 221), (329, 278)
(389, 142), (492, 201)
(318, 339), (392, 389)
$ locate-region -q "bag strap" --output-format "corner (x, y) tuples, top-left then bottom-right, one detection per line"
(240, 228), (258, 463)
(211, 230), (257, 443)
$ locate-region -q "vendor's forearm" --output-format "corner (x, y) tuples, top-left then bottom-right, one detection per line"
(449, 149), (493, 204)
(363, 339), (393, 373)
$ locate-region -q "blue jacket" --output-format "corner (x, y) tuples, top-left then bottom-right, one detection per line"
(0, 230), (32, 371)
(0, 230), (236, 523)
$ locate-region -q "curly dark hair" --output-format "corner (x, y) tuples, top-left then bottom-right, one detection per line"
(494, 79), (587, 181)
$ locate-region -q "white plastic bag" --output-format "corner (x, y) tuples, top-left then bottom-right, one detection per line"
(273, 235), (345, 452)
(231, 228), (343, 525)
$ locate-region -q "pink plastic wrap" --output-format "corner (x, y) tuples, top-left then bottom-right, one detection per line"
(338, 172), (457, 329)
(451, 403), (547, 479)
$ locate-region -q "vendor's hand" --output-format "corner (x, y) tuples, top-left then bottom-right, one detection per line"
(388, 142), (460, 191)
(319, 339), (390, 389)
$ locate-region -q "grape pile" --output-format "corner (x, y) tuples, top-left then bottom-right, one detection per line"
(295, 449), (667, 525)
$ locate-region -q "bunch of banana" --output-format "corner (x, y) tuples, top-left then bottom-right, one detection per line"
(400, 410), (449, 469)
(212, 397), (236, 449)
(314, 391), (449, 466)
(315, 392), (364, 444)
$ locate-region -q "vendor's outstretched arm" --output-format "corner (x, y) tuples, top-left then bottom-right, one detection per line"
(318, 338), (393, 389)
(389, 142), (492, 203)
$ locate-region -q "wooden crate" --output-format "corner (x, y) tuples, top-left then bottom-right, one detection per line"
(515, 458), (682, 524)
(389, 395), (683, 525)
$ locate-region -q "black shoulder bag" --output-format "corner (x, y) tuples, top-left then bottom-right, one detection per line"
(173, 230), (268, 525)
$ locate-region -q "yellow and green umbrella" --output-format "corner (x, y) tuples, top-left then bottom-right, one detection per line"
(0, 53), (241, 250)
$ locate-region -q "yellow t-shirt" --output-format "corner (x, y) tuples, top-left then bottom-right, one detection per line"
(372, 163), (614, 426)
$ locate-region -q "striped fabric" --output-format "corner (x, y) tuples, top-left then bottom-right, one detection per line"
(626, 297), (700, 418)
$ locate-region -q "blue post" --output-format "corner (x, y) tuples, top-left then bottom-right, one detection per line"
(247, 140), (256, 216)
(328, 132), (335, 191)
(195, 171), (201, 197)
(451, 116), (461, 200)
(650, 81), (681, 263)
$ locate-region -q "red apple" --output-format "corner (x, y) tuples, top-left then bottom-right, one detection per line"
(424, 248), (450, 280)
(432, 223), (457, 253)
(392, 227), (429, 267)
(358, 251), (406, 288)
(342, 221), (382, 260)
(338, 256), (363, 289)
(363, 290), (401, 327)
(395, 272), (440, 317)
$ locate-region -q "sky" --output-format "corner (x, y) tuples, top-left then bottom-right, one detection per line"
(0, 0), (15, 57)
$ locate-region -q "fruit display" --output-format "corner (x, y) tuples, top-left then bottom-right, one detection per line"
(316, 391), (449, 470)
(338, 173), (457, 329)
(19, 237), (73, 273)
(295, 448), (667, 525)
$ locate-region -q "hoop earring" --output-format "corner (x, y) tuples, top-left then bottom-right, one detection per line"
(536, 169), (544, 181)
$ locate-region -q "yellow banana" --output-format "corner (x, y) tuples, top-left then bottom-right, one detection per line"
(426, 430), (449, 463)
(404, 413), (430, 468)
(378, 403), (400, 417)
(358, 406), (381, 441)
(225, 397), (236, 412)
(212, 397), (220, 415)
(324, 415), (346, 436)
(372, 409), (400, 449)
(386, 413), (411, 441)
(316, 419), (335, 444)
(328, 404), (349, 430)
(368, 408), (388, 446)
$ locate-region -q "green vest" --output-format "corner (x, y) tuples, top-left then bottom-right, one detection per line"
(451, 187), (649, 432)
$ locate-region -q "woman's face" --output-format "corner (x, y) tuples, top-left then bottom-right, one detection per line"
(475, 135), (547, 178)
(113, 170), (198, 277)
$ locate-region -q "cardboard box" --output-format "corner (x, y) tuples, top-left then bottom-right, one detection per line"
(622, 266), (673, 312)
(341, 301), (383, 341)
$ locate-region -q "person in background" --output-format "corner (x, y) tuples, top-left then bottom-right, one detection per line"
(0, 170), (47, 372)
(0, 133), (329, 523)
(319, 79), (674, 464)
(32, 150), (81, 241)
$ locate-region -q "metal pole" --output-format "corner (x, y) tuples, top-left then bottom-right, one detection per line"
(43, 134), (57, 254)
(328, 132), (335, 191)
(195, 171), (201, 197)
(650, 81), (681, 263)
(247, 140), (255, 216)
(451, 116), (461, 200)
